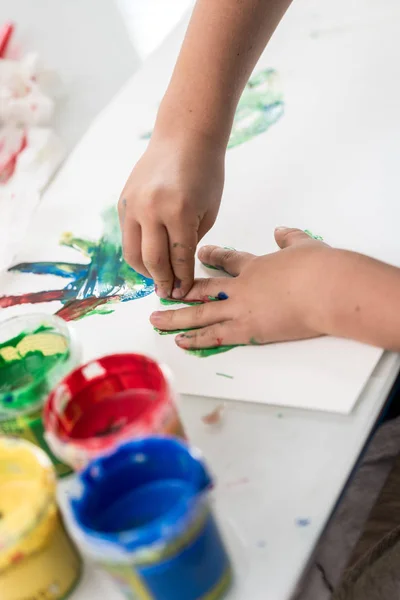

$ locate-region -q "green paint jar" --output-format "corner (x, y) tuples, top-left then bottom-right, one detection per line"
(0, 313), (81, 477)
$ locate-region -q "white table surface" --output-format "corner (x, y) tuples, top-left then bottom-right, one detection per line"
(6, 0), (399, 598)
(66, 351), (400, 600)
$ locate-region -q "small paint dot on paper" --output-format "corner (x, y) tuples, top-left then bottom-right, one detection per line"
(257, 540), (267, 548)
(277, 413), (283, 419)
(296, 518), (311, 527)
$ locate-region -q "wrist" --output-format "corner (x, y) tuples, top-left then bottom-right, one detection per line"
(303, 249), (357, 337)
(151, 111), (228, 159)
(154, 91), (235, 151)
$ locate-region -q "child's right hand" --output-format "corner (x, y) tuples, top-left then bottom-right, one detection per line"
(118, 130), (225, 300)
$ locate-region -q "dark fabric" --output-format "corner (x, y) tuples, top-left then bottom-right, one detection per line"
(333, 527), (400, 600)
(382, 370), (400, 421)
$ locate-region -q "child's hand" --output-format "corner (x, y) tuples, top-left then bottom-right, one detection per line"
(150, 227), (338, 348)
(118, 131), (225, 300)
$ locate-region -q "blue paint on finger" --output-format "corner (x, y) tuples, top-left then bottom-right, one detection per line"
(217, 292), (229, 301)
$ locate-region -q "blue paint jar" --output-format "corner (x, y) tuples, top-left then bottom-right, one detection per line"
(62, 437), (232, 600)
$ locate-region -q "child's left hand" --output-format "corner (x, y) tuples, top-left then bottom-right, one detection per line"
(150, 227), (341, 349)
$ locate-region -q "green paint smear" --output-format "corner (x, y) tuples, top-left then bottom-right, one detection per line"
(216, 372), (234, 379)
(304, 229), (323, 241)
(153, 327), (195, 335)
(249, 337), (263, 345)
(157, 295), (239, 357)
(228, 69), (284, 149)
(185, 345), (238, 358)
(160, 298), (201, 306)
(142, 68), (284, 150)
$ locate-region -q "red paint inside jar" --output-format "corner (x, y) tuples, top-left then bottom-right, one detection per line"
(45, 354), (185, 452)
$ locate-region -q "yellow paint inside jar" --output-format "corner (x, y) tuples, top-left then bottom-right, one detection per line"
(0, 437), (81, 600)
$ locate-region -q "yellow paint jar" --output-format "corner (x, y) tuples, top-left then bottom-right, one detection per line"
(0, 437), (82, 600)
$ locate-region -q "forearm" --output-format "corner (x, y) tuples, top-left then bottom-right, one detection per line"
(156, 0), (293, 146)
(319, 251), (400, 351)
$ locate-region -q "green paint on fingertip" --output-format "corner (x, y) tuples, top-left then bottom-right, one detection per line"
(202, 263), (220, 271)
(160, 298), (201, 306)
(304, 229), (323, 241)
(216, 372), (234, 379)
(153, 326), (195, 335)
(249, 337), (263, 345)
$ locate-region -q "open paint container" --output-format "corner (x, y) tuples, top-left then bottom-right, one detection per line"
(0, 437), (82, 600)
(0, 313), (81, 477)
(44, 353), (186, 471)
(62, 437), (232, 600)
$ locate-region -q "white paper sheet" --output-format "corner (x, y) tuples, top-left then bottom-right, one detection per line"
(2, 0), (400, 413)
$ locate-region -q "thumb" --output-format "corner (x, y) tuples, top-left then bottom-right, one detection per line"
(274, 227), (323, 250)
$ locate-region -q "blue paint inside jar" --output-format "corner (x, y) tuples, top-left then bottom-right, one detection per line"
(68, 437), (232, 600)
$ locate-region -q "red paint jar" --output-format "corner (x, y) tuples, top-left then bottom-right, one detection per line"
(43, 353), (185, 471)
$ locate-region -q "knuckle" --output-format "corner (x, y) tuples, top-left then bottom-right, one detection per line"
(143, 255), (164, 272)
(122, 247), (139, 268)
(162, 310), (174, 324)
(221, 249), (237, 263)
(194, 303), (206, 319)
(282, 228), (301, 243)
(198, 278), (212, 296)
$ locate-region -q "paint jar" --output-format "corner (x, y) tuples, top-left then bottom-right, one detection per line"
(0, 437), (82, 600)
(44, 353), (186, 471)
(0, 313), (81, 478)
(62, 437), (232, 600)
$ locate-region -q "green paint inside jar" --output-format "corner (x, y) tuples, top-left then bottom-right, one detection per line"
(0, 315), (77, 417)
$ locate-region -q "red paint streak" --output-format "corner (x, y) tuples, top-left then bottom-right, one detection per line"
(0, 289), (66, 309)
(0, 23), (14, 58)
(0, 132), (27, 184)
(30, 103), (38, 112)
(216, 337), (223, 346)
(55, 296), (118, 321)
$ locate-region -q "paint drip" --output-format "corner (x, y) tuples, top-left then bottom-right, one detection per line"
(0, 313), (80, 477)
(62, 437), (232, 600)
(0, 437), (82, 600)
(44, 353), (186, 471)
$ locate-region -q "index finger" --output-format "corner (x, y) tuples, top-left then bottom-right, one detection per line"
(169, 228), (198, 299)
(142, 223), (174, 298)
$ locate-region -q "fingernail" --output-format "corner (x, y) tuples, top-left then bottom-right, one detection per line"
(151, 311), (162, 322)
(174, 278), (181, 289)
(172, 288), (184, 299)
(155, 285), (168, 299)
(175, 334), (185, 343)
(275, 226), (288, 231)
